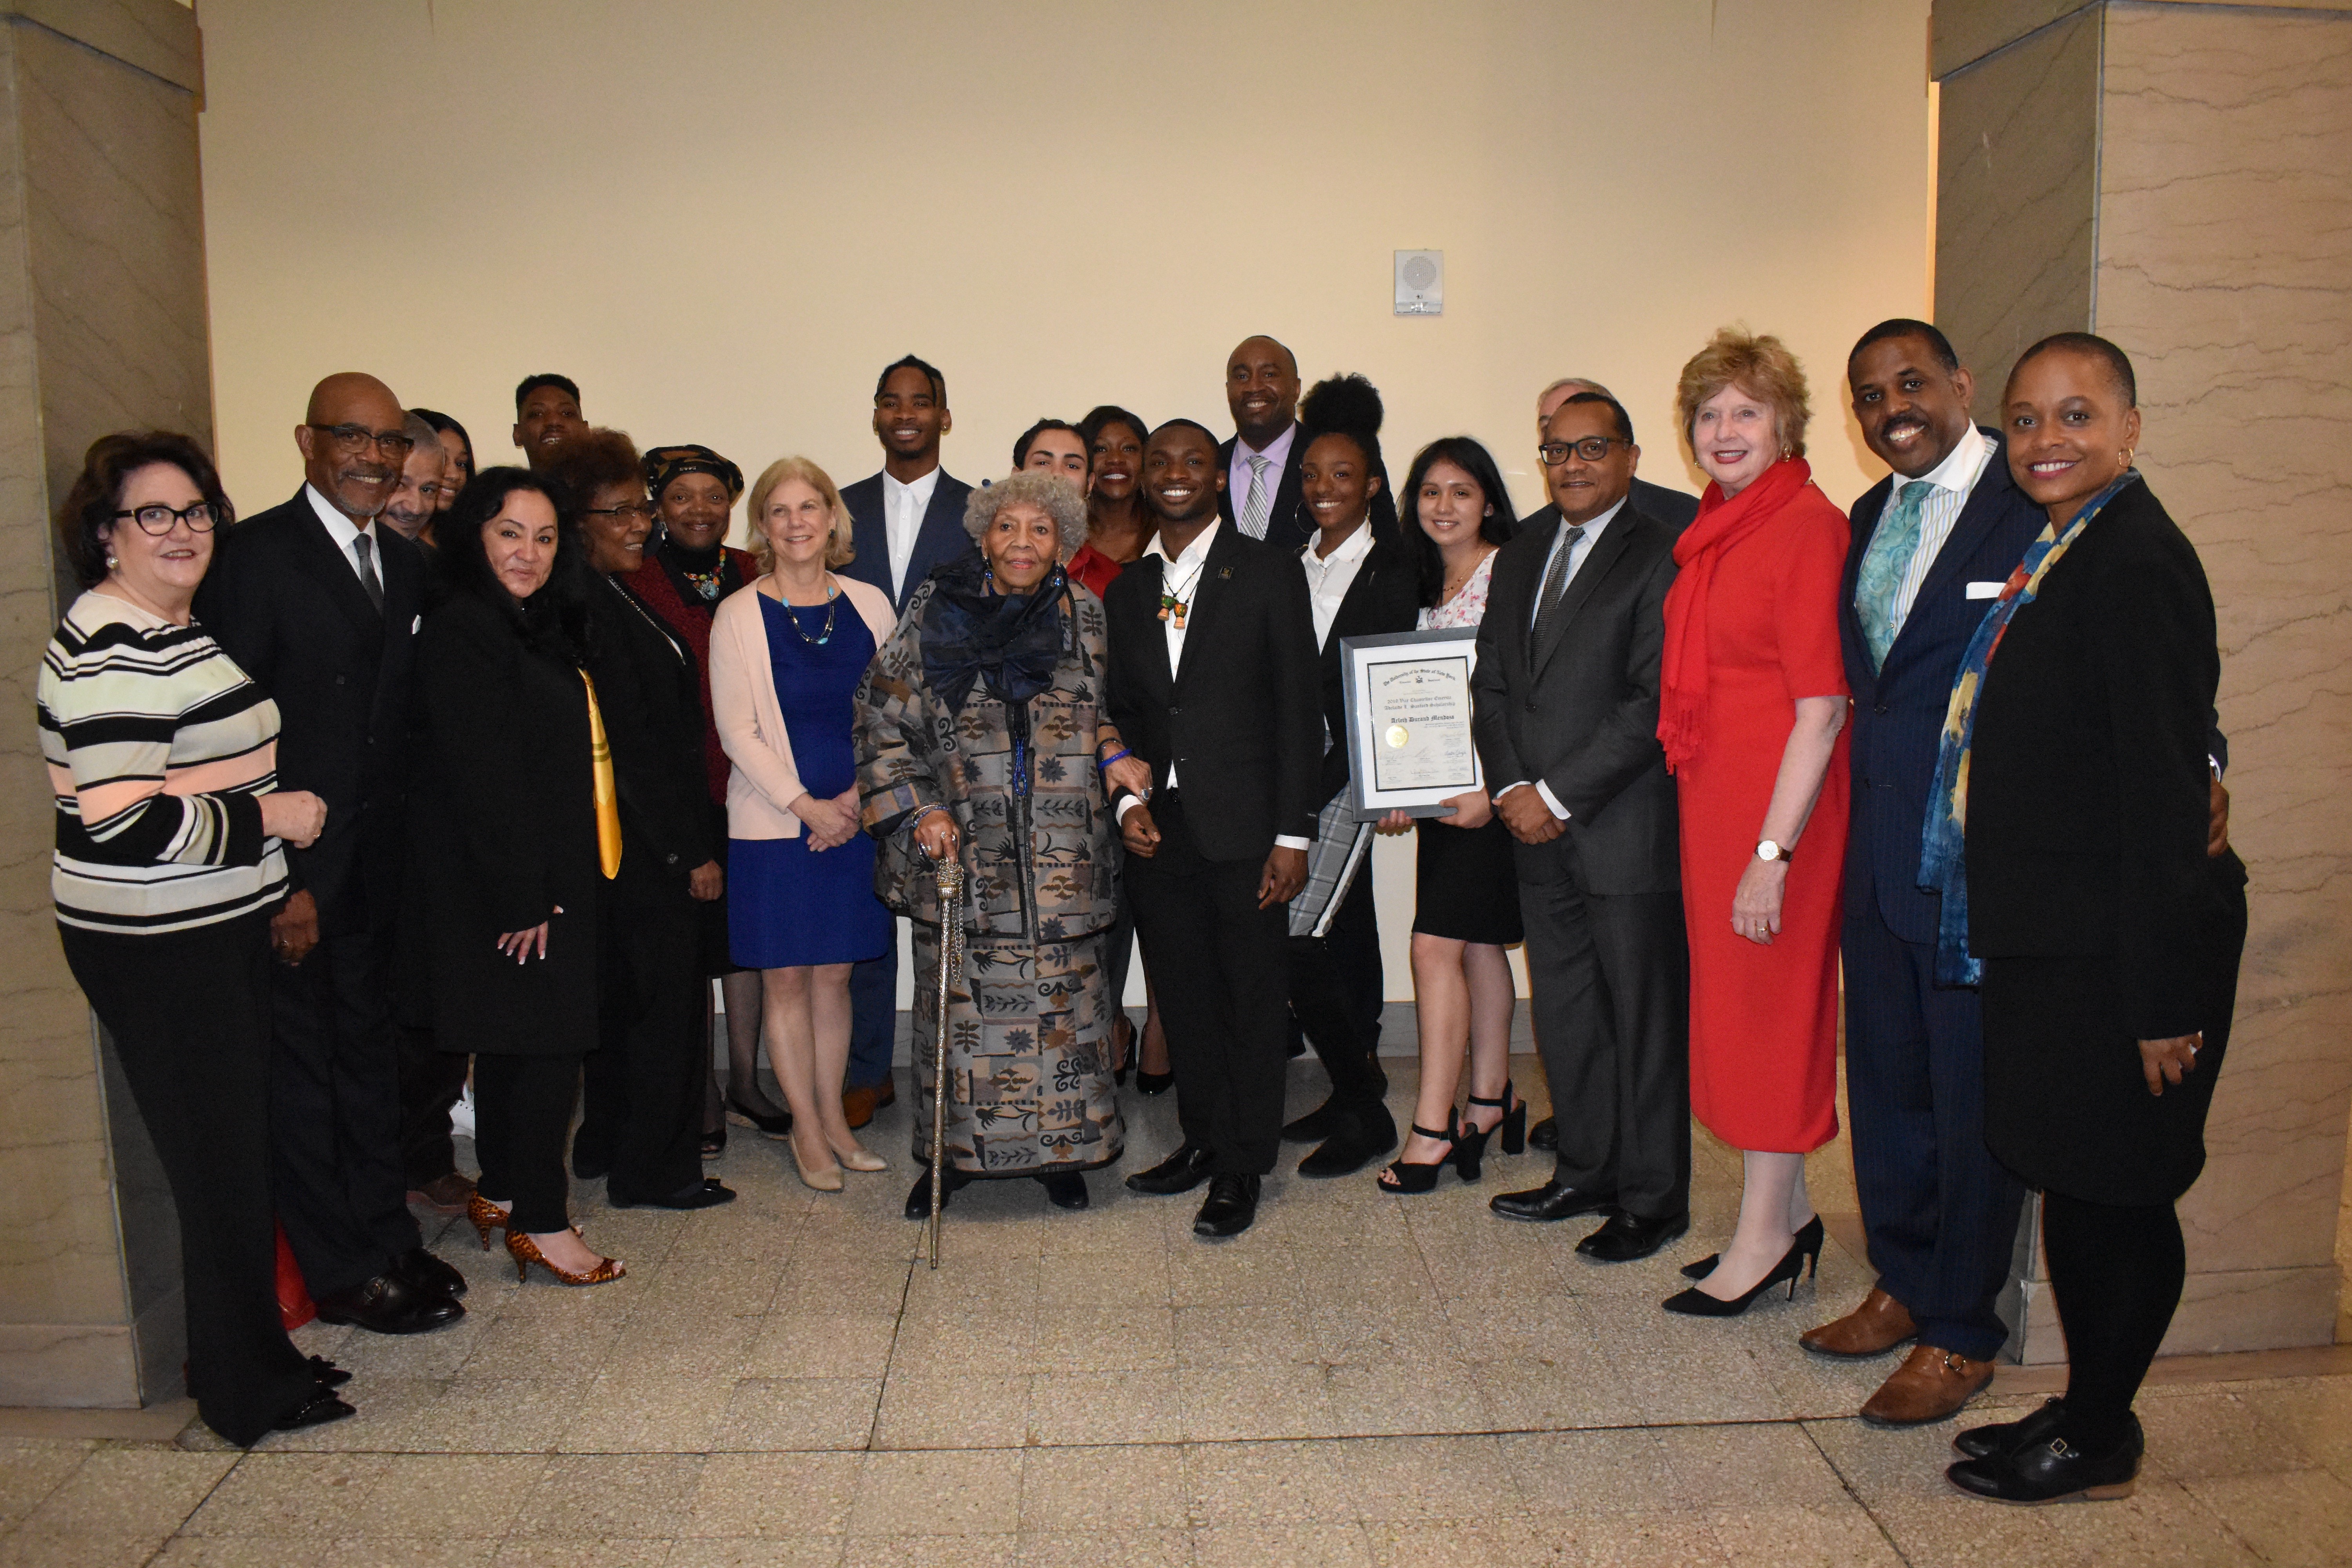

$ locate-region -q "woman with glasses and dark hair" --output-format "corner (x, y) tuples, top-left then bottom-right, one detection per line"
(40, 432), (345, 1445)
(412, 409), (473, 514)
(548, 430), (735, 1212)
(626, 442), (790, 1151)
(1376, 436), (1527, 1192)
(414, 468), (625, 1286)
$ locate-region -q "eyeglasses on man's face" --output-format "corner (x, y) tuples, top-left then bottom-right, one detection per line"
(114, 502), (218, 535)
(1538, 436), (1631, 466)
(308, 423), (416, 459)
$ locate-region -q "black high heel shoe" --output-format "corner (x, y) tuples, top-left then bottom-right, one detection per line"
(725, 1095), (793, 1139)
(1661, 1222), (1824, 1317)
(1111, 1015), (1135, 1088)
(1376, 1119), (1461, 1194)
(1134, 1067), (1174, 1096)
(1452, 1082), (1525, 1182)
(1679, 1215), (1823, 1280)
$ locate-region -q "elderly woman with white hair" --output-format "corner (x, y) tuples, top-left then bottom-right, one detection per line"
(857, 471), (1152, 1216)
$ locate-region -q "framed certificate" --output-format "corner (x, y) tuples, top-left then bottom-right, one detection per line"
(1338, 628), (1485, 819)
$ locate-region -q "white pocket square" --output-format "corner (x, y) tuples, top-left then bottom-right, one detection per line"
(1965, 581), (2002, 600)
(412, 613), (423, 632)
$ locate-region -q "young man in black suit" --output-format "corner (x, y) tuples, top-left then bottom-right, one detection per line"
(1107, 419), (1321, 1238)
(512, 372), (586, 471)
(1216, 335), (1311, 555)
(1472, 392), (1690, 1260)
(836, 355), (975, 1128)
(198, 372), (463, 1335)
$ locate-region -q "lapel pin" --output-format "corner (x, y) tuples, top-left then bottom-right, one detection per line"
(1218, 566), (1232, 579)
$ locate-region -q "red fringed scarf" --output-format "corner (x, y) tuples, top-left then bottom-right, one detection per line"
(1657, 456), (1812, 772)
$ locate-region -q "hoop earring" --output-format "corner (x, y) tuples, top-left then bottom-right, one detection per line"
(2121, 448), (2136, 467)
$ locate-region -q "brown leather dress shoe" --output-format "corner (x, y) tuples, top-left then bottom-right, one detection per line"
(842, 1085), (877, 1129)
(1799, 1287), (1918, 1359)
(1860, 1343), (1996, 1427)
(871, 1074), (896, 1110)
(407, 1172), (477, 1214)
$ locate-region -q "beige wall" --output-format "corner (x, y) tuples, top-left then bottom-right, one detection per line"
(194, 0), (1936, 998)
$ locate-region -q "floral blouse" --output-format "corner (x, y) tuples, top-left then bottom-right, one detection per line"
(1418, 547), (1498, 630)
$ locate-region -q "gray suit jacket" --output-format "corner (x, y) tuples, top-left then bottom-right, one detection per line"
(1470, 505), (1680, 895)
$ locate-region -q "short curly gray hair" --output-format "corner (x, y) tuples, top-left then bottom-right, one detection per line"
(963, 470), (1089, 559)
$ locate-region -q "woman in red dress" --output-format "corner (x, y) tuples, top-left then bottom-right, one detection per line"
(1657, 329), (1851, 1316)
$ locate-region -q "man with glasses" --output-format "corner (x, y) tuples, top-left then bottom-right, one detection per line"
(1471, 392), (1691, 1261)
(198, 372), (465, 1337)
(1526, 377), (1698, 537)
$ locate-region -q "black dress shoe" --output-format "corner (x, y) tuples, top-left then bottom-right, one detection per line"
(1489, 1179), (1617, 1223)
(571, 1151), (612, 1181)
(1947, 1413), (2141, 1504)
(1192, 1173), (1260, 1238)
(1281, 1098), (1346, 1143)
(904, 1167), (972, 1219)
(1133, 1068), (1174, 1096)
(390, 1245), (466, 1299)
(311, 1272), (465, 1336)
(1576, 1209), (1690, 1262)
(1528, 1116), (1559, 1152)
(612, 1176), (736, 1210)
(1954, 1397), (2069, 1461)
(1296, 1112), (1399, 1179)
(1037, 1171), (1089, 1210)
(1125, 1143), (1215, 1196)
(306, 1355), (352, 1389)
(272, 1390), (356, 1434)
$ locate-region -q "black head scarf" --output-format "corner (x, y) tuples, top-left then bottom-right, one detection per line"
(917, 552), (1068, 718)
(643, 444), (744, 503)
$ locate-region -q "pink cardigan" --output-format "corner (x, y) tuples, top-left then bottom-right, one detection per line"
(708, 572), (898, 840)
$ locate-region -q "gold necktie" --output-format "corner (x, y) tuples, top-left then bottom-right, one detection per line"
(580, 671), (622, 879)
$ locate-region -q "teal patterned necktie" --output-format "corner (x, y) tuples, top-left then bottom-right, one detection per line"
(1856, 480), (1931, 671)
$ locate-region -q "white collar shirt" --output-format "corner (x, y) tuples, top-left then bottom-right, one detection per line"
(304, 483), (379, 585)
(1524, 495), (1626, 628)
(1873, 423), (1994, 637)
(881, 466), (941, 600)
(1299, 517), (1375, 652)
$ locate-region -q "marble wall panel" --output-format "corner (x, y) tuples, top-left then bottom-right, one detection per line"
(2096, 3), (2352, 1308)
(1933, 3), (2100, 416)
(1935, 0), (2352, 78)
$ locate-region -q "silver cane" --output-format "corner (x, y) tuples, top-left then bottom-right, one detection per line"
(927, 852), (965, 1269)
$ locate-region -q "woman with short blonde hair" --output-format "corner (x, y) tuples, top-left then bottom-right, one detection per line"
(710, 455), (897, 1190)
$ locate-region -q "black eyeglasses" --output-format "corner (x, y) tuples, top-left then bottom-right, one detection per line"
(1538, 436), (1632, 466)
(113, 502), (218, 534)
(307, 423), (416, 459)
(584, 502), (655, 523)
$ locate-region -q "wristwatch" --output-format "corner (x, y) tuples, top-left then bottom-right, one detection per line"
(1755, 839), (1793, 864)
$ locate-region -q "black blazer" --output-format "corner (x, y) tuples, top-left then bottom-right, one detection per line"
(1216, 426), (1311, 556)
(589, 576), (717, 871)
(196, 489), (423, 934)
(1311, 534), (1421, 805)
(839, 468), (976, 614)
(1470, 506), (1680, 895)
(412, 592), (600, 1056)
(1839, 432), (2047, 946)
(1516, 477), (1698, 543)
(1964, 478), (2246, 1038)
(1103, 524), (1322, 861)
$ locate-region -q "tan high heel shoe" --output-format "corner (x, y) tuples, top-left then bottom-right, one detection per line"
(791, 1136), (845, 1192)
(467, 1192), (511, 1250)
(834, 1141), (887, 1174)
(505, 1228), (624, 1287)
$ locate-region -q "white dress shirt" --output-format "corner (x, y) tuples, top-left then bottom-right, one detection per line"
(1227, 424), (1296, 536)
(1116, 517), (1309, 850)
(1300, 517), (1375, 652)
(305, 483), (381, 587)
(1503, 499), (1626, 820)
(881, 466), (941, 600)
(1867, 423), (1994, 641)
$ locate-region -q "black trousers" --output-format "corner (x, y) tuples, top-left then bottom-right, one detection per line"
(1520, 872), (1691, 1219)
(2042, 1190), (2185, 1448)
(1842, 902), (2027, 1361)
(474, 1053), (583, 1234)
(395, 1023), (467, 1187)
(60, 914), (318, 1448)
(1124, 791), (1292, 1175)
(1287, 861), (1389, 1120)
(575, 851), (705, 1204)
(847, 927), (898, 1091)
(270, 921), (420, 1297)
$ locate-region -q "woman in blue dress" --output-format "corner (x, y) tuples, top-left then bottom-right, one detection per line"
(710, 457), (898, 1189)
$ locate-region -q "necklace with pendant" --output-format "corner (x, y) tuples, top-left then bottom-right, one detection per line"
(684, 565), (724, 602)
(785, 583), (840, 645)
(1158, 556), (1207, 627)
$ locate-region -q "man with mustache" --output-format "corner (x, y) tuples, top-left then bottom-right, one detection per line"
(1105, 419), (1320, 1238)
(1527, 377), (1699, 536)
(1217, 335), (1312, 554)
(376, 412), (445, 550)
(512, 373), (586, 471)
(198, 372), (464, 1336)
(837, 354), (975, 1129)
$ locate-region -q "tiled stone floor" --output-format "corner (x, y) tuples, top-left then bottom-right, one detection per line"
(6, 1055), (2350, 1565)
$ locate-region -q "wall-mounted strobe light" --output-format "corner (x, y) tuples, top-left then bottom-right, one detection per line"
(1394, 250), (1443, 316)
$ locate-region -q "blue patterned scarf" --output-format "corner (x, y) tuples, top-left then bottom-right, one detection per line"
(1919, 470), (2141, 985)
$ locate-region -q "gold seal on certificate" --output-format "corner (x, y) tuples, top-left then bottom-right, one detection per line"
(1339, 628), (1487, 819)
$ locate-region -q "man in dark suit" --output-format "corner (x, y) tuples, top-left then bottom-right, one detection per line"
(1516, 377), (1699, 542)
(1107, 419), (1321, 1238)
(1474, 392), (1690, 1260)
(837, 354), (975, 1127)
(198, 372), (463, 1335)
(512, 372), (586, 471)
(1216, 336), (1312, 555)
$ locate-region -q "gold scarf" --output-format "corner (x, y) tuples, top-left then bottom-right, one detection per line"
(581, 671), (622, 879)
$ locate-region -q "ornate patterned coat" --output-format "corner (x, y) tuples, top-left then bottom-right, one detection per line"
(855, 576), (1120, 945)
